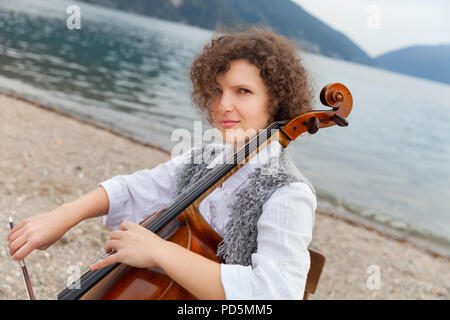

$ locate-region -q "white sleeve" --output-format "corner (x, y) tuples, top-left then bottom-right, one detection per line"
(98, 147), (195, 229)
(220, 182), (316, 299)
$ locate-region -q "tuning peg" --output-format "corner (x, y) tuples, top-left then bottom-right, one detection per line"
(330, 114), (348, 127)
(306, 116), (319, 134)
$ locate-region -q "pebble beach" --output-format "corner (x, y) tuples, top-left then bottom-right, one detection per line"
(1, 93), (449, 300)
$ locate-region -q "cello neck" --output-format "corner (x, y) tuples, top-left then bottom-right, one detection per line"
(144, 120), (290, 233)
(57, 120), (289, 300)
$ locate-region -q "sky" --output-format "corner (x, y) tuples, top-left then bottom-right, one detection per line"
(291, 0), (450, 57)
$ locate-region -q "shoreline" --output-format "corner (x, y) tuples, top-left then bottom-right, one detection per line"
(316, 208), (449, 260)
(0, 91), (170, 156)
(2, 91), (448, 261)
(1, 92), (449, 299)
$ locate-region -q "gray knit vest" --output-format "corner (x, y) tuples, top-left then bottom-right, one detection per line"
(174, 143), (316, 266)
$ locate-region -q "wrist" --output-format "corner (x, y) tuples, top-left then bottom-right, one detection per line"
(153, 239), (176, 269)
(54, 203), (83, 229)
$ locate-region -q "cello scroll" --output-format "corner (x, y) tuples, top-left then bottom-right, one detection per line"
(280, 83), (353, 143)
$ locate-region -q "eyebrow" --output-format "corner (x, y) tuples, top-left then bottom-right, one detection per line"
(217, 83), (256, 89)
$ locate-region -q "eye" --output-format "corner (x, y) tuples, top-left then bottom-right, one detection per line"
(214, 88), (222, 94)
(238, 88), (251, 94)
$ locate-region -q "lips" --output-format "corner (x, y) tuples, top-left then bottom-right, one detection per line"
(219, 120), (240, 128)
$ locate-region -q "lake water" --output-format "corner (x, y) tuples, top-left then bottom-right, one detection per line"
(1, 0), (449, 255)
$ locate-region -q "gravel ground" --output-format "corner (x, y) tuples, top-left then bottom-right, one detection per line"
(1, 93), (449, 300)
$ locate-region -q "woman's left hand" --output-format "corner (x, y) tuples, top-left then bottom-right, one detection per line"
(89, 220), (168, 270)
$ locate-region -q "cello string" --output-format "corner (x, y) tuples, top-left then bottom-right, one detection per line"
(58, 133), (256, 295)
(143, 123), (281, 233)
(141, 138), (255, 231)
(62, 130), (263, 296)
(56, 123), (285, 299)
(46, 249), (117, 300)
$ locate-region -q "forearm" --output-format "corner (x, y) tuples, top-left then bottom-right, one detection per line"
(157, 241), (226, 300)
(59, 186), (110, 228)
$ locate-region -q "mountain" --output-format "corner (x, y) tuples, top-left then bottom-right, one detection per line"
(78, 0), (374, 66)
(375, 44), (450, 85)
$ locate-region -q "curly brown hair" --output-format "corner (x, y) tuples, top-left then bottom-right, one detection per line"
(189, 25), (314, 126)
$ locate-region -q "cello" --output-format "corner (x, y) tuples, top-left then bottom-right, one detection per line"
(55, 82), (353, 300)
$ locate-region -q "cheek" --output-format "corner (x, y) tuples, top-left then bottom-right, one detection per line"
(244, 99), (270, 125)
(208, 104), (219, 122)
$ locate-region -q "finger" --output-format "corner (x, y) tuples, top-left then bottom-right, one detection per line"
(89, 251), (121, 270)
(109, 230), (122, 240)
(12, 241), (34, 261)
(7, 219), (28, 241)
(119, 221), (129, 231)
(105, 239), (121, 254)
(9, 233), (28, 256)
(120, 220), (137, 231)
(7, 226), (27, 244)
(7, 218), (28, 241)
(10, 220), (26, 234)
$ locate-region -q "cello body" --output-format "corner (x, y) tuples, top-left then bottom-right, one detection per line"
(80, 202), (223, 300)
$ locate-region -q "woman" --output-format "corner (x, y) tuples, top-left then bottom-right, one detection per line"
(7, 26), (317, 299)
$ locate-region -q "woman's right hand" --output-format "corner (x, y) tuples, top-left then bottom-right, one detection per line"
(7, 207), (75, 261)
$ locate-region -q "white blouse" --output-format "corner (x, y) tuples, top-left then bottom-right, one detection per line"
(98, 140), (317, 299)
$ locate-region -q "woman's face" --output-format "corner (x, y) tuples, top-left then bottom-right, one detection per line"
(210, 59), (271, 145)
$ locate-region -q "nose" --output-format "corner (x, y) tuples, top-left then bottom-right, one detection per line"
(218, 90), (234, 112)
